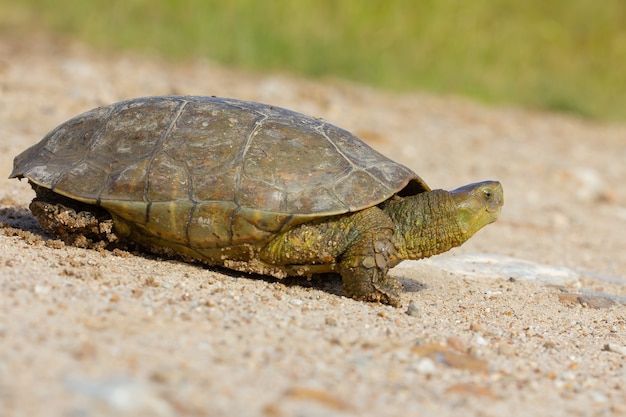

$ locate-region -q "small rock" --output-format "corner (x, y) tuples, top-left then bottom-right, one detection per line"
(551, 212), (570, 229)
(405, 302), (421, 317)
(469, 322), (484, 332)
(34, 285), (50, 295)
(446, 336), (467, 352)
(412, 343), (489, 373)
(445, 382), (497, 398)
(578, 295), (615, 309)
(603, 343), (626, 355)
(559, 293), (616, 309)
(471, 334), (489, 347)
(279, 386), (353, 412)
(543, 341), (557, 349)
(415, 357), (437, 374)
(324, 316), (338, 326)
(497, 342), (515, 356)
(590, 391), (608, 403)
(558, 293), (580, 306)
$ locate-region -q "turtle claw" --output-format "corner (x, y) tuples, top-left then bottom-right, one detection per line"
(343, 276), (402, 307)
(372, 277), (403, 307)
(340, 256), (403, 307)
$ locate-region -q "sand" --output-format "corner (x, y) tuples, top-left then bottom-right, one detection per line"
(1, 35), (625, 417)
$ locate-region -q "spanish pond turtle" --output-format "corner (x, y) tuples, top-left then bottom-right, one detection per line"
(10, 96), (503, 306)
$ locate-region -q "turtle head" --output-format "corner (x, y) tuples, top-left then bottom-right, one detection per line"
(450, 180), (503, 237)
(385, 180), (503, 263)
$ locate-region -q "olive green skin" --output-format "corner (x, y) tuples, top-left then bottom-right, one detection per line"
(10, 96), (503, 306)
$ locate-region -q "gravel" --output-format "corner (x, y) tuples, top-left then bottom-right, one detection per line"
(1, 34), (625, 417)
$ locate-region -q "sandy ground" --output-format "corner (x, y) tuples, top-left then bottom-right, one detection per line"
(1, 35), (625, 417)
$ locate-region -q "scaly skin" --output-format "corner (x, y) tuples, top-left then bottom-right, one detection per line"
(261, 181), (503, 306)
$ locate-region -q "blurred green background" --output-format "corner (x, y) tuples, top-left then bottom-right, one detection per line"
(2, 0), (625, 121)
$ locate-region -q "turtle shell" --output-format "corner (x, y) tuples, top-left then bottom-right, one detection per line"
(11, 96), (429, 252)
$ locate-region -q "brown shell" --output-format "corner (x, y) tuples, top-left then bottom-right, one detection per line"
(10, 96), (429, 249)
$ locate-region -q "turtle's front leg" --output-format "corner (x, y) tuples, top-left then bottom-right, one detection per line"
(338, 223), (403, 307)
(260, 206), (403, 306)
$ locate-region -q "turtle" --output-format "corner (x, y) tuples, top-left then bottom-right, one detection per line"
(10, 95), (503, 306)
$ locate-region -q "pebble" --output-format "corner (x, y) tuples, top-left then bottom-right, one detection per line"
(413, 343), (489, 373)
(34, 284), (51, 295)
(445, 382), (497, 398)
(469, 322), (484, 332)
(590, 391), (608, 403)
(603, 343), (626, 355)
(415, 357), (437, 374)
(578, 294), (616, 309)
(405, 301), (421, 317)
(324, 316), (338, 326)
(497, 342), (515, 356)
(559, 293), (617, 309)
(471, 334), (489, 346)
(446, 336), (467, 352)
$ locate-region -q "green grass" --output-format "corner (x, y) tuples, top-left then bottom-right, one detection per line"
(2, 0), (626, 121)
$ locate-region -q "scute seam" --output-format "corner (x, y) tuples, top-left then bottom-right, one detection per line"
(315, 122), (398, 211)
(142, 98), (189, 203)
(228, 101), (270, 244)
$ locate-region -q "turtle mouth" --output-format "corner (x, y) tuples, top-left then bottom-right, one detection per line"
(486, 207), (503, 225)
